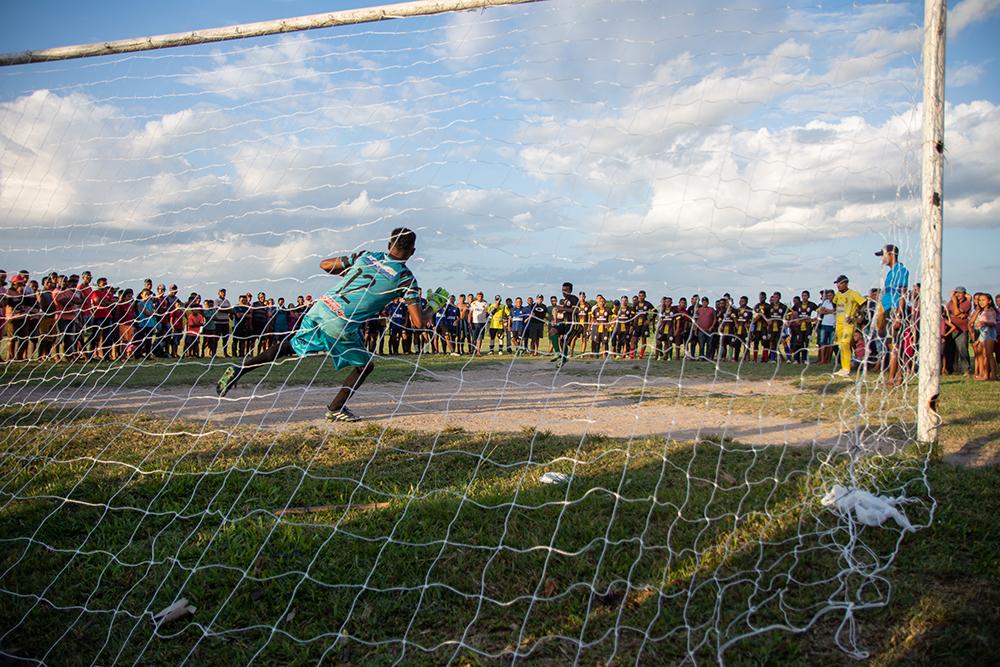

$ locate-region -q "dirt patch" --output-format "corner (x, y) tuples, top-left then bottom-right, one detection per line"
(1, 360), (847, 448)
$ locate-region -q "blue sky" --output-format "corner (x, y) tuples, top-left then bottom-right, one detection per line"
(2, 0), (998, 300)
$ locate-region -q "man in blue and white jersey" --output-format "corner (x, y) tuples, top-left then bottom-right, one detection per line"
(216, 227), (447, 422)
(387, 298), (410, 356)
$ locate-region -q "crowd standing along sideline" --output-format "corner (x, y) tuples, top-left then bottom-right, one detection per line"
(2, 246), (997, 387)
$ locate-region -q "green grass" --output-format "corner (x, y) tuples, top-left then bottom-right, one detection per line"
(0, 365), (997, 664)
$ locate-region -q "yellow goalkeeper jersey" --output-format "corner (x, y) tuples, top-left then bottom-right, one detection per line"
(833, 289), (866, 326)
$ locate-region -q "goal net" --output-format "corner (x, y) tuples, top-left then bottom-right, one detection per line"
(1, 0), (942, 663)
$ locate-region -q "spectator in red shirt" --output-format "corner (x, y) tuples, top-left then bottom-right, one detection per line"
(54, 275), (84, 361)
(694, 297), (716, 360)
(88, 277), (117, 359)
(183, 301), (206, 358)
(115, 288), (136, 359)
(945, 287), (972, 375)
(77, 271), (95, 355)
(165, 300), (185, 358)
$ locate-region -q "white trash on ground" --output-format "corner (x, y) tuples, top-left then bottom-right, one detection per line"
(152, 598), (197, 628)
(821, 484), (914, 531)
(539, 472), (571, 485)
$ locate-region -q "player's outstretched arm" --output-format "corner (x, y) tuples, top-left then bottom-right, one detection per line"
(319, 252), (360, 276)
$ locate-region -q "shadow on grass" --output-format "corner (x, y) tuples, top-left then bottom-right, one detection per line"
(0, 413), (956, 665)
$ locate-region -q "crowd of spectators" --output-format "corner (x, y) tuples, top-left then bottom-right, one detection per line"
(1, 268), (996, 381)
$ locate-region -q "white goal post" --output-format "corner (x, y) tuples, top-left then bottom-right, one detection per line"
(0, 0), (544, 65)
(917, 0), (946, 447)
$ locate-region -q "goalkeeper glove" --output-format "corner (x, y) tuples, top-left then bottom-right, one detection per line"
(426, 287), (450, 312)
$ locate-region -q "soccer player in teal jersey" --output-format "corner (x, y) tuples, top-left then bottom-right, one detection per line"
(215, 228), (446, 422)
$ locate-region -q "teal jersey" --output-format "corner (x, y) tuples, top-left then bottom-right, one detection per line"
(311, 251), (420, 328)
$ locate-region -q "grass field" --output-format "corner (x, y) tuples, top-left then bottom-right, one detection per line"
(0, 358), (997, 665)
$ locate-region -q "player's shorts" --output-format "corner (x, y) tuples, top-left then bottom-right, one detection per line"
(290, 311), (371, 370)
(632, 324), (649, 339)
(834, 324), (855, 346)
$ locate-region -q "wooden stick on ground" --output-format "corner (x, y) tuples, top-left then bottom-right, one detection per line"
(275, 501), (391, 516)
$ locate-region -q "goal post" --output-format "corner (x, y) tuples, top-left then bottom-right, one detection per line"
(0, 0), (544, 66)
(917, 0), (946, 447)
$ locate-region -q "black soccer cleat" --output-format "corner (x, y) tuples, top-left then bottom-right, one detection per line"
(325, 407), (360, 423)
(216, 366), (238, 397)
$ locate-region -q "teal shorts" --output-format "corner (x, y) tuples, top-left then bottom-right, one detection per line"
(290, 311), (372, 370)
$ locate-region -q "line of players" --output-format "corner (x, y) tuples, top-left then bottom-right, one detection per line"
(360, 288), (830, 363)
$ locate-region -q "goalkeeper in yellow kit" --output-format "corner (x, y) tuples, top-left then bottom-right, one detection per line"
(832, 274), (867, 377)
(216, 228), (448, 422)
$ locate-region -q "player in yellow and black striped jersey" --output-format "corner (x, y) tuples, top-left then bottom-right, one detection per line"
(549, 282), (579, 367)
(589, 295), (614, 355)
(654, 296), (675, 360)
(768, 292), (787, 363)
(630, 290), (655, 360)
(734, 296), (753, 362)
(573, 291), (590, 355)
(613, 296), (634, 356)
(716, 296), (735, 362)
(673, 297), (691, 359)
(751, 292), (771, 363)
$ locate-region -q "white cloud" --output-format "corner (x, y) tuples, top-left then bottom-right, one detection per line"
(949, 0), (1000, 33)
(951, 63), (985, 87)
(178, 35), (327, 100)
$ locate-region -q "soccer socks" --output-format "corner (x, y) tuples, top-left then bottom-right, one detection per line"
(328, 361), (374, 412)
(549, 334), (561, 357)
(233, 338), (295, 383)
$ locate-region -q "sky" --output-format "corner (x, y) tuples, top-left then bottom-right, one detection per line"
(1, 0), (998, 300)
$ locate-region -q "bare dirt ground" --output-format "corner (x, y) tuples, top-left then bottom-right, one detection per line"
(2, 361), (849, 448)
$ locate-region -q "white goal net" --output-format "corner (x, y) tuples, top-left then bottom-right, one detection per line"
(0, 0), (945, 663)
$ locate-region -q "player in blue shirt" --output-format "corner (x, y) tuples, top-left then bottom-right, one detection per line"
(216, 228), (447, 421)
(877, 244), (909, 322)
(432, 300), (450, 353)
(442, 296), (460, 353)
(876, 243), (909, 385)
(510, 297), (531, 353)
(387, 298), (409, 355)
